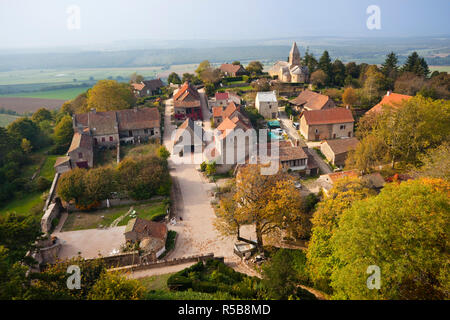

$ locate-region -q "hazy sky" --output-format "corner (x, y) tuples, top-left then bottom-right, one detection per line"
(0, 0), (449, 49)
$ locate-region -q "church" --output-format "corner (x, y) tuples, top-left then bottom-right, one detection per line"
(269, 42), (309, 83)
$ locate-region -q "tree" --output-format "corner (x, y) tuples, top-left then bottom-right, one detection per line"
(345, 62), (360, 79)
(318, 51), (332, 84)
(215, 165), (306, 251)
(246, 61), (264, 75)
(330, 179), (449, 300)
(381, 52), (399, 80)
(168, 72), (182, 85)
(7, 117), (42, 150)
(57, 168), (87, 205)
(84, 167), (116, 203)
(303, 49), (318, 73)
(157, 145), (171, 160)
(232, 61), (241, 66)
(53, 115), (74, 148)
(412, 142), (450, 180)
(342, 87), (358, 107)
(31, 108), (52, 123)
(199, 68), (221, 85)
(262, 249), (315, 300)
(361, 65), (385, 105)
(87, 80), (136, 112)
(394, 72), (426, 96)
(21, 138), (32, 154)
(306, 177), (374, 293)
(332, 59), (346, 87)
(195, 60), (211, 77)
(310, 70), (327, 88)
(402, 52), (430, 77)
(88, 272), (145, 300)
(129, 72), (144, 83)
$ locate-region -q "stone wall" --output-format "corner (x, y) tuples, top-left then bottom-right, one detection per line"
(41, 201), (62, 234)
(109, 253), (224, 273)
(66, 196), (165, 212)
(43, 173), (60, 212)
(86, 251), (141, 269)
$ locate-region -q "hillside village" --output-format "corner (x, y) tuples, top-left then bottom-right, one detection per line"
(0, 42), (449, 301)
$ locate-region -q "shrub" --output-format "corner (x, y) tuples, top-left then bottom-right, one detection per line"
(200, 162), (207, 172)
(34, 176), (52, 192)
(167, 275), (193, 291)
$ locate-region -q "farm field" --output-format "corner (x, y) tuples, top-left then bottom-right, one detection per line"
(429, 65), (450, 73)
(0, 86), (90, 100)
(0, 65), (198, 86)
(0, 113), (20, 127)
(0, 97), (65, 113)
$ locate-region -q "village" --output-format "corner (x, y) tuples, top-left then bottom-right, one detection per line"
(1, 40), (448, 301)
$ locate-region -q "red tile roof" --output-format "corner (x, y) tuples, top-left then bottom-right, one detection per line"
(368, 92), (412, 114)
(212, 106), (223, 118)
(173, 82), (201, 108)
(215, 92), (229, 101)
(68, 132), (93, 153)
(116, 107), (160, 131)
(326, 170), (359, 183)
(302, 108), (354, 125)
(291, 90), (335, 110)
(322, 137), (359, 155)
(220, 64), (244, 74)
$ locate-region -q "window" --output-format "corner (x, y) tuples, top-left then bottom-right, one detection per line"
(102, 137), (105, 142)
(109, 136), (113, 142)
(144, 129), (149, 134)
(315, 129), (319, 134)
(78, 152), (83, 159)
(340, 125), (346, 130)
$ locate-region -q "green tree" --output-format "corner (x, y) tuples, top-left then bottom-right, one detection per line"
(332, 59), (346, 87)
(157, 145), (171, 160)
(57, 168), (87, 205)
(88, 272), (145, 300)
(303, 49), (318, 73)
(31, 108), (53, 123)
(196, 60), (211, 77)
(402, 52), (430, 77)
(306, 177), (374, 292)
(21, 138), (32, 154)
(330, 178), (449, 300)
(381, 52), (399, 79)
(318, 51), (332, 85)
(246, 61), (264, 75)
(87, 80), (136, 111)
(7, 117), (42, 150)
(168, 72), (182, 85)
(342, 87), (358, 107)
(53, 115), (74, 148)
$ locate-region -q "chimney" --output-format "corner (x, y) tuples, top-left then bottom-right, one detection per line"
(387, 90), (391, 96)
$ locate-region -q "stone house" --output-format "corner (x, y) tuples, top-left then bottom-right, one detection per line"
(55, 107), (160, 172)
(300, 108), (355, 141)
(320, 137), (359, 167)
(210, 92), (241, 108)
(255, 91), (278, 119)
(173, 118), (205, 155)
(290, 90), (336, 112)
(220, 64), (248, 77)
(73, 107), (160, 146)
(131, 79), (165, 97)
(212, 101), (241, 126)
(173, 81), (202, 121)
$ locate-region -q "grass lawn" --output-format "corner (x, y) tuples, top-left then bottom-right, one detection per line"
(0, 192), (44, 216)
(0, 147), (60, 216)
(0, 114), (20, 127)
(0, 86), (91, 100)
(138, 272), (175, 292)
(61, 199), (168, 232)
